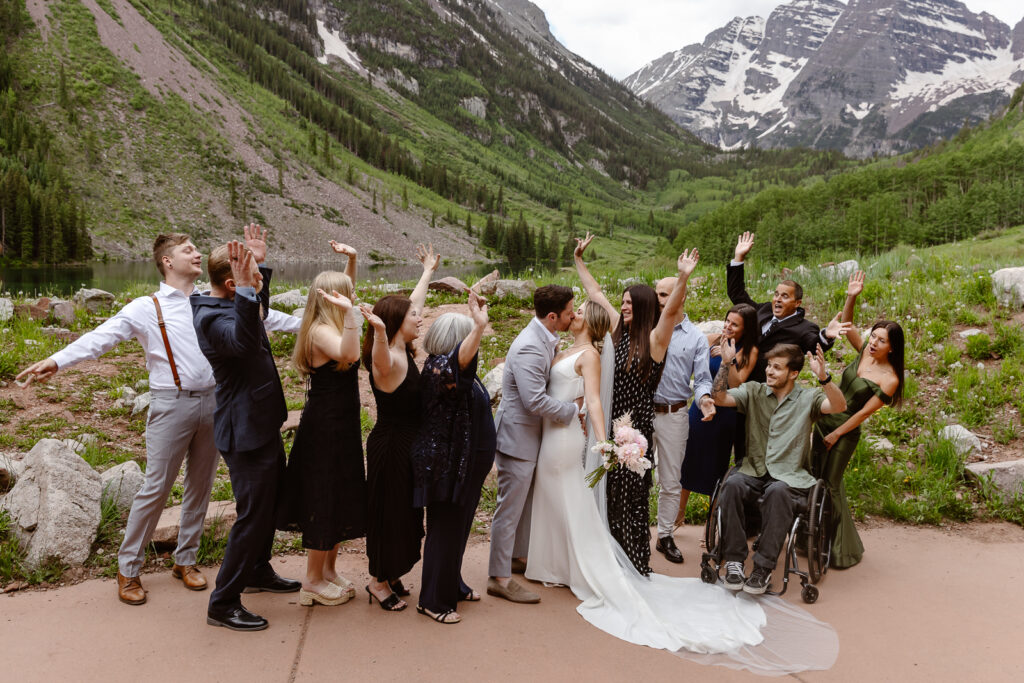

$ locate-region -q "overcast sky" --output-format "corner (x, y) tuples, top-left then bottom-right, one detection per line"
(529, 0), (1023, 80)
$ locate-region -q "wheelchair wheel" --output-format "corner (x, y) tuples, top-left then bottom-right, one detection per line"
(704, 478), (725, 557)
(806, 481), (832, 583)
(801, 583), (819, 604)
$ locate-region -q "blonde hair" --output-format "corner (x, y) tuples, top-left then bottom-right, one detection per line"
(207, 245), (232, 288)
(292, 271), (354, 375)
(582, 300), (611, 352)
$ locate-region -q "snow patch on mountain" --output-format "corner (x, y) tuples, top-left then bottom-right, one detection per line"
(317, 20), (366, 74)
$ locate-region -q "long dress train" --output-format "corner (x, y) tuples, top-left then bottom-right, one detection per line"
(526, 351), (839, 675)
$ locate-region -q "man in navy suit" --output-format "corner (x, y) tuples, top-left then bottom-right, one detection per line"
(727, 231), (844, 383)
(192, 238), (299, 631)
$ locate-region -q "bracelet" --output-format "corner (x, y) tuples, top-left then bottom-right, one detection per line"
(818, 374), (832, 386)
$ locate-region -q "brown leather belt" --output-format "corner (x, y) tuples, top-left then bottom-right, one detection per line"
(653, 400), (688, 414)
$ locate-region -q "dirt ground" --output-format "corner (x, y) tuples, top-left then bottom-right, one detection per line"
(2, 520), (1023, 682)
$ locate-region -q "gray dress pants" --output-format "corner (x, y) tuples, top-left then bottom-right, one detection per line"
(117, 388), (219, 577)
(487, 451), (536, 578)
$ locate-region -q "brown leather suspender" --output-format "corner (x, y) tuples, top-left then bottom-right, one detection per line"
(152, 295), (182, 391)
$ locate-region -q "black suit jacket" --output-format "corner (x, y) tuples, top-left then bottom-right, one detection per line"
(191, 266), (286, 453)
(727, 262), (833, 383)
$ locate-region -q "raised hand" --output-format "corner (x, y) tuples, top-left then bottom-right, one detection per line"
(416, 243), (440, 273)
(824, 311), (852, 340)
(807, 344), (828, 381)
(468, 290), (488, 327)
(358, 303), (386, 333)
(677, 248), (699, 277)
(15, 358), (58, 386)
(243, 223), (268, 264)
(329, 240), (356, 258)
(719, 337), (737, 364)
(847, 269), (865, 298)
(227, 241), (255, 288)
(734, 231), (755, 262)
(319, 288), (352, 312)
(574, 232), (595, 259)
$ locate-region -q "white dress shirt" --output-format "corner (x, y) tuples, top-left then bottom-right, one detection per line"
(51, 281), (302, 391)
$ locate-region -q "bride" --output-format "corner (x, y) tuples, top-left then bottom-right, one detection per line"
(524, 300), (839, 675)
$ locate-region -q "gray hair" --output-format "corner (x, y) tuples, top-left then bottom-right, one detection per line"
(423, 313), (474, 356)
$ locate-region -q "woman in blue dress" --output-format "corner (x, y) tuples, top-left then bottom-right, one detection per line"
(676, 303), (759, 526)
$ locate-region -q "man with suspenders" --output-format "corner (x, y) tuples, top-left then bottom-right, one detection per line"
(16, 226), (300, 605)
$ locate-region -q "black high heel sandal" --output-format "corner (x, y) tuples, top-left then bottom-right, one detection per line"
(365, 585), (406, 611)
(388, 579), (411, 597)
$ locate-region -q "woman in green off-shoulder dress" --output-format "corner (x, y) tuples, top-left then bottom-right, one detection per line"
(812, 272), (904, 569)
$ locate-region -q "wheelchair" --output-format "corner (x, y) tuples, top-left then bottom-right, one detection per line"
(699, 468), (833, 604)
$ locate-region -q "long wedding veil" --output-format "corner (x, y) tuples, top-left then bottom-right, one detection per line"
(583, 332), (615, 521)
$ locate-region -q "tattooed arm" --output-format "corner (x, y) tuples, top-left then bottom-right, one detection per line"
(711, 360), (737, 407)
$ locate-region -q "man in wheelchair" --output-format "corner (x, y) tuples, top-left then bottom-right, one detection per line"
(710, 343), (847, 595)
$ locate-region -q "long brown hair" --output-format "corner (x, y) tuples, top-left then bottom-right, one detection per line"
(293, 271), (353, 375)
(360, 295), (415, 369)
(727, 303), (759, 370)
(872, 320), (905, 408)
(611, 284), (660, 381)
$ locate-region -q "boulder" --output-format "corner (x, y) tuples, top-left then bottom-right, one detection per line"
(493, 280), (537, 299)
(133, 379), (149, 392)
(131, 392), (151, 417)
(991, 267), (1024, 309)
(964, 459), (1024, 501)
(0, 452), (25, 493)
(469, 270), (500, 293)
(269, 289), (306, 308)
(958, 328), (983, 339)
(696, 320), (725, 337)
(151, 500), (237, 547)
(483, 364), (504, 406)
(51, 301), (75, 326)
(865, 435), (894, 451)
(60, 439), (86, 454)
(938, 425), (981, 457)
(0, 439), (101, 568)
(291, 307), (305, 319)
(100, 461), (145, 511)
(76, 433), (100, 448)
(0, 297), (12, 322)
(40, 326), (75, 341)
(73, 288), (115, 313)
(119, 386), (138, 404)
(429, 277), (469, 293)
(820, 259), (859, 281)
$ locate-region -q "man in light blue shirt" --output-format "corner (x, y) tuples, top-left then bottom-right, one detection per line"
(651, 277), (714, 563)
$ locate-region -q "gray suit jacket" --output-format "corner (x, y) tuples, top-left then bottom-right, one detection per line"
(494, 320), (579, 461)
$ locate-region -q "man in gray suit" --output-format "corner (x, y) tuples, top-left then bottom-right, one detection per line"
(487, 285), (582, 603)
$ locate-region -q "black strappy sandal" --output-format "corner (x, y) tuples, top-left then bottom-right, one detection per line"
(416, 605), (461, 624)
(365, 585), (406, 612)
(388, 579), (411, 597)
(459, 588), (481, 602)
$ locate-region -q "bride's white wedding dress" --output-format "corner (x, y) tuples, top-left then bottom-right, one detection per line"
(526, 351), (838, 675)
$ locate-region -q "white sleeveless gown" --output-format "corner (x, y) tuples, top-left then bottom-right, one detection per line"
(525, 351), (839, 673)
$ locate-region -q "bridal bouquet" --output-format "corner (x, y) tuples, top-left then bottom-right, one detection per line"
(585, 413), (650, 488)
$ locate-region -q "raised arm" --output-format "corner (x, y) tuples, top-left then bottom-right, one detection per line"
(410, 243), (440, 315)
(199, 245), (263, 357)
(727, 232), (758, 307)
(841, 270), (866, 352)
(458, 291), (488, 370)
(573, 232), (619, 329)
(314, 289), (361, 368)
(651, 249), (698, 362)
(808, 344), (847, 415)
(359, 304), (393, 381)
(577, 349), (607, 442)
(710, 358), (737, 408)
(329, 240), (358, 284)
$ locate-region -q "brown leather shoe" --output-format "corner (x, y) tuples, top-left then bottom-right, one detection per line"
(171, 564), (208, 591)
(117, 572), (146, 605)
(486, 577), (540, 604)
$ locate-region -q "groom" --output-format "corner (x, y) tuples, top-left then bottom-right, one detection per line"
(487, 285), (582, 603)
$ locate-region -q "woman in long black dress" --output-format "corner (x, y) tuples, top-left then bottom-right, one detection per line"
(411, 292), (494, 624)
(676, 303), (759, 524)
(279, 243), (365, 607)
(575, 233), (699, 574)
(358, 244), (438, 611)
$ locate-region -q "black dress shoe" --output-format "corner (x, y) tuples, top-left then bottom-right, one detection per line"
(207, 606), (268, 632)
(243, 573), (301, 594)
(656, 536), (684, 564)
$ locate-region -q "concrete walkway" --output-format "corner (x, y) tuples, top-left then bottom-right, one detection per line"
(3, 522), (1022, 682)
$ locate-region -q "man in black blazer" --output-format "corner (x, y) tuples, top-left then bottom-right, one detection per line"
(192, 239), (299, 631)
(727, 231), (846, 383)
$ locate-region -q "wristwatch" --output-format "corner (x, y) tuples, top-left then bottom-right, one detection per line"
(818, 373), (832, 386)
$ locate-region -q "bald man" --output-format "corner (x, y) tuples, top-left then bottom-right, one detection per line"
(650, 277), (714, 563)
